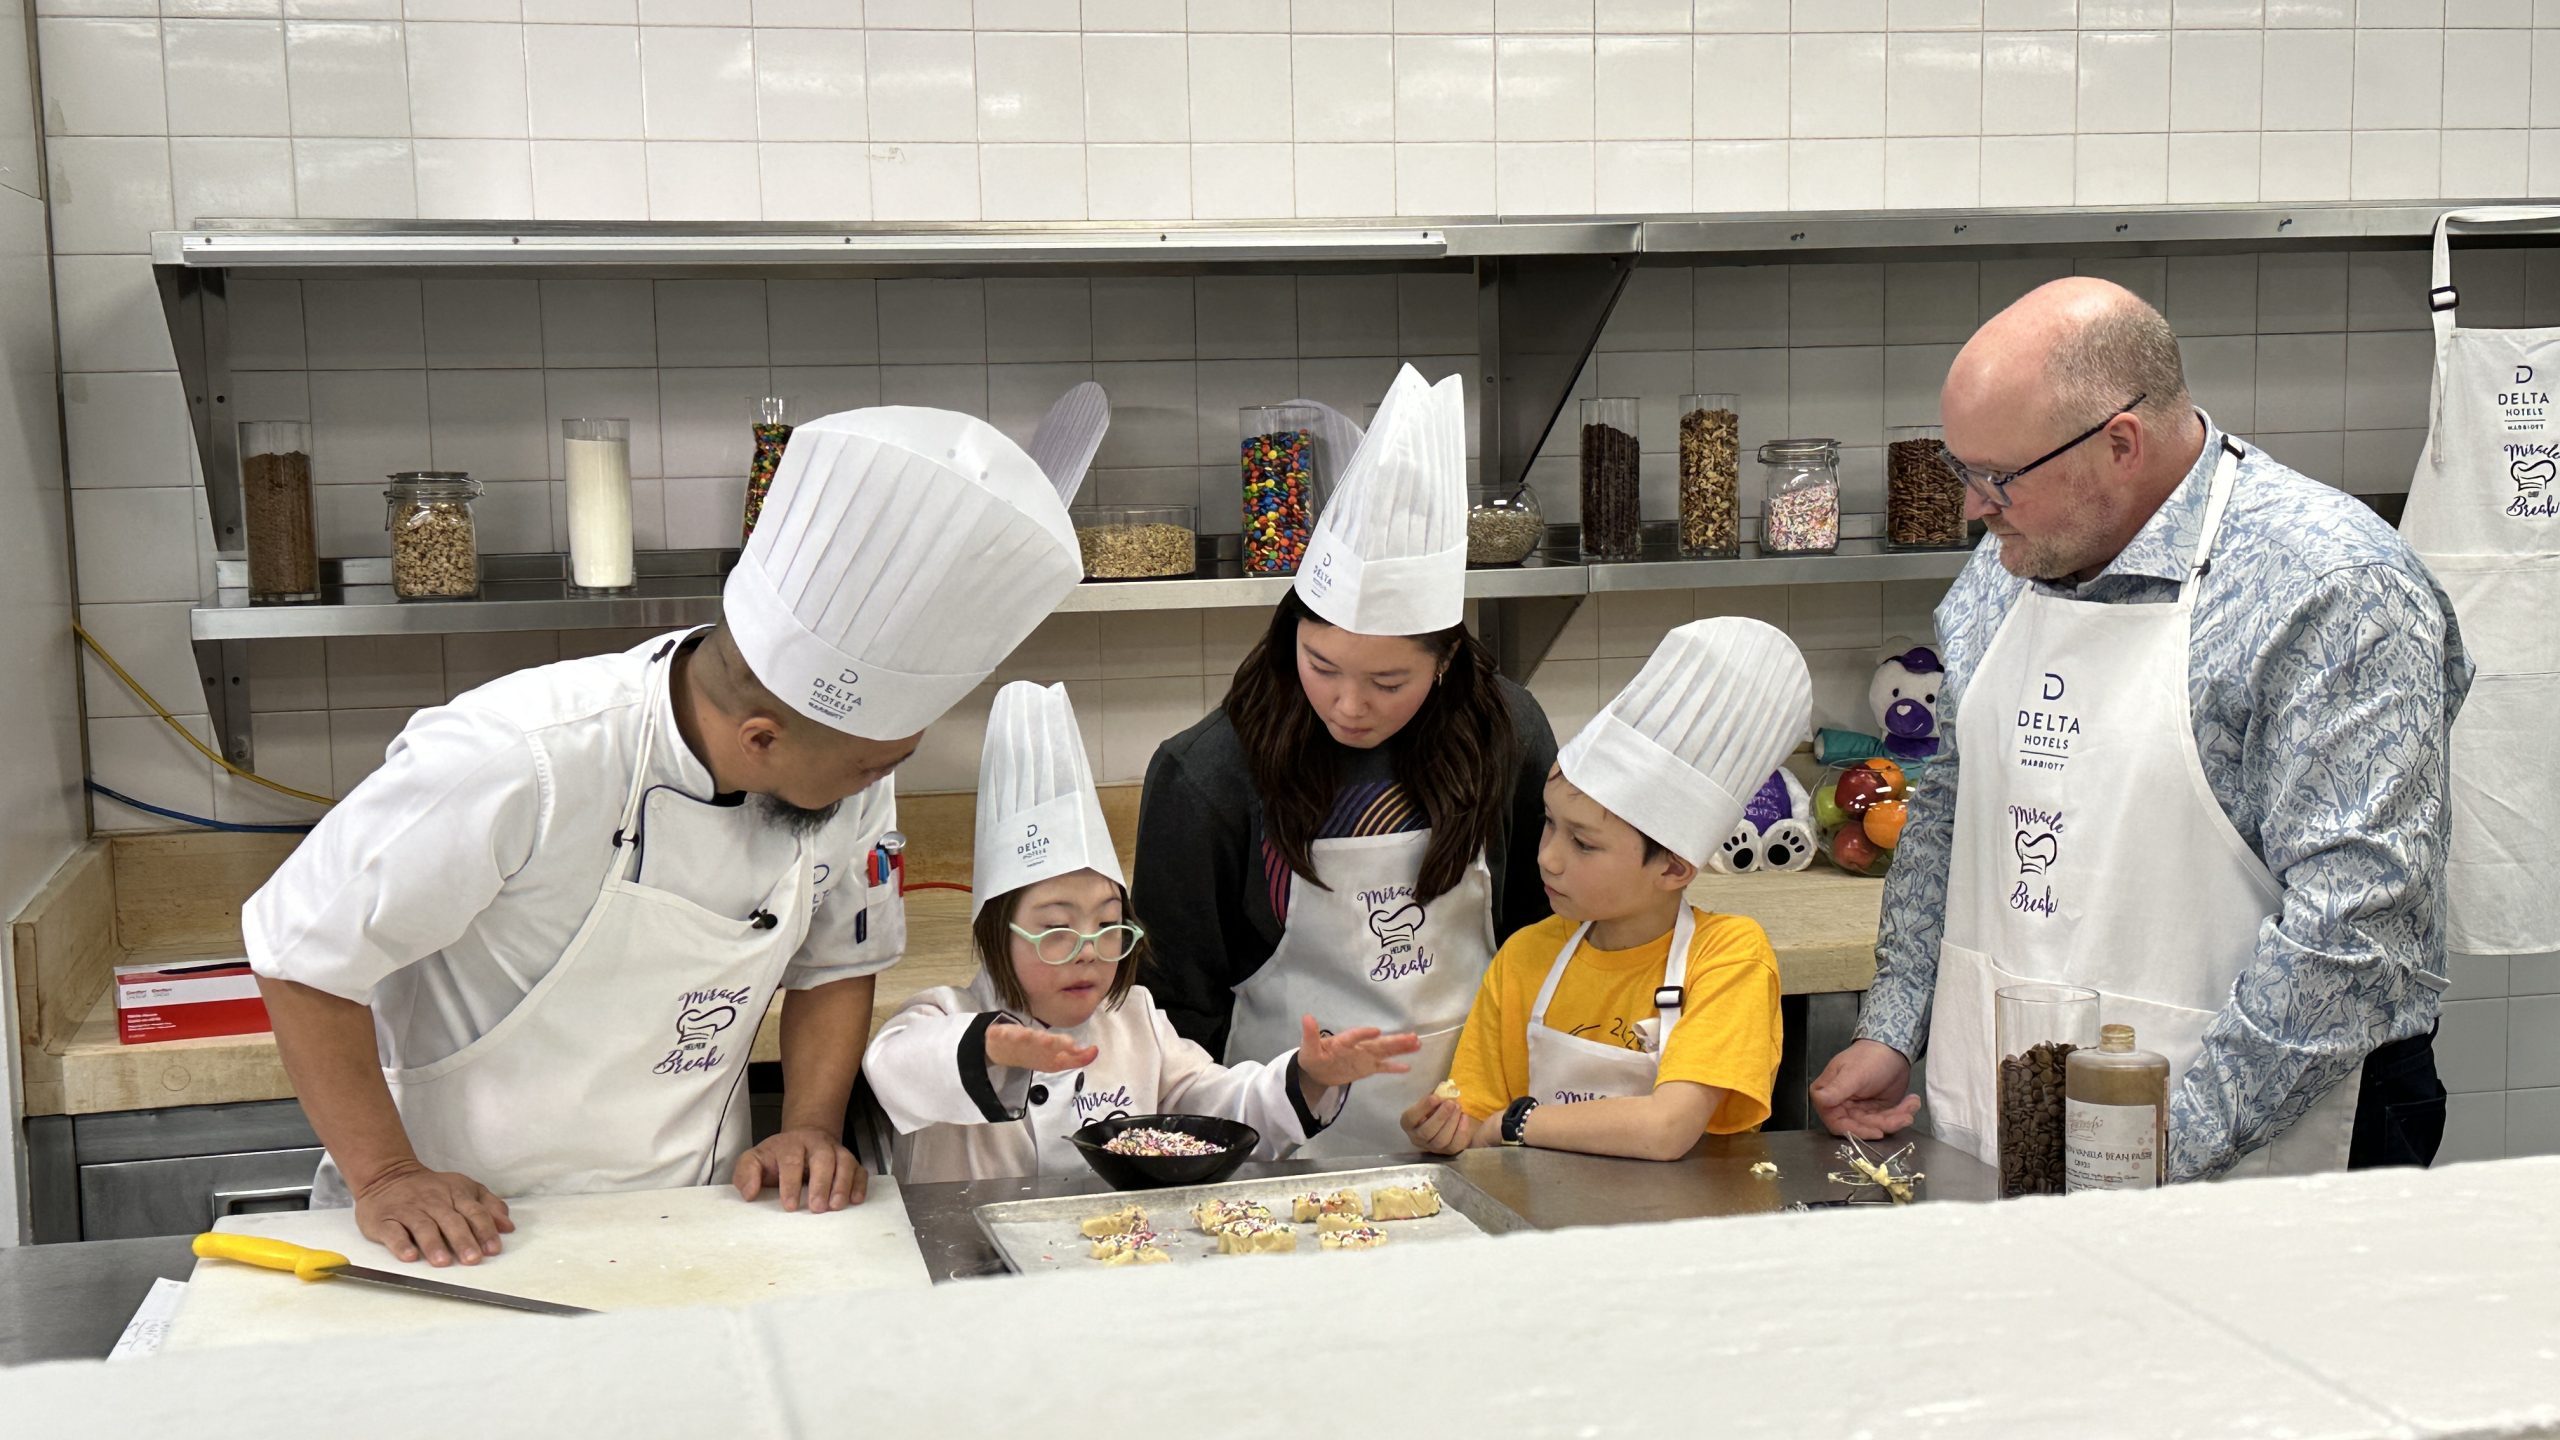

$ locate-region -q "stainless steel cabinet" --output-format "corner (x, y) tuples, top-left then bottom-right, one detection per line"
(27, 1100), (320, 1243)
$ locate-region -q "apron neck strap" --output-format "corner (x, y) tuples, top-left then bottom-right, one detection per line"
(2184, 438), (2245, 586)
(2432, 207), (2560, 339)
(611, 629), (709, 869)
(1527, 905), (1698, 1040)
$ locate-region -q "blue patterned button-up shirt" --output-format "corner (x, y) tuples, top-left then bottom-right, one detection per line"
(1860, 418), (2473, 1181)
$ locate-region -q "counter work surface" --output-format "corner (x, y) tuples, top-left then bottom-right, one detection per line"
(1, 1129), (1985, 1364)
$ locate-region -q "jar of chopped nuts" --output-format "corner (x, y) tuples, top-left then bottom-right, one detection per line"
(384, 471), (483, 600)
(1677, 393), (1741, 560)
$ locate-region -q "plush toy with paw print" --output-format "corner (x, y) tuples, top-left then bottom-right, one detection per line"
(1705, 769), (1819, 876)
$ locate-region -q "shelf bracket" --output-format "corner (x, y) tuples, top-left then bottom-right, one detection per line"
(1478, 593), (1583, 683)
(1477, 251), (1637, 494)
(195, 637), (253, 770)
(158, 263), (240, 558)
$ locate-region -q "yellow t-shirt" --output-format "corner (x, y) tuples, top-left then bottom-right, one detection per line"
(1447, 908), (1782, 1134)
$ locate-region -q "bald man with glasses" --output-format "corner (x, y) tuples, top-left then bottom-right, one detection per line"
(1812, 278), (2472, 1183)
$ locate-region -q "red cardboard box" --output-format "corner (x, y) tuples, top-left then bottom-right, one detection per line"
(115, 960), (272, 1045)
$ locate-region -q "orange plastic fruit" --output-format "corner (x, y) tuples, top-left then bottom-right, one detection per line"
(1863, 798), (1909, 849)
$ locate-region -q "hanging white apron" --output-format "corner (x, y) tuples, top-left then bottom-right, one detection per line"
(1925, 442), (2359, 1178)
(315, 643), (816, 1205)
(1225, 829), (1494, 1156)
(1524, 905), (1696, 1105)
(2402, 206), (2560, 955)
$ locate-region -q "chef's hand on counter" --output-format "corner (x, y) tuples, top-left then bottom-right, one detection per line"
(733, 1128), (867, 1213)
(1400, 1093), (1476, 1155)
(985, 1023), (1102, 1074)
(1296, 1016), (1421, 1109)
(1811, 1039), (1924, 1140)
(352, 1161), (514, 1268)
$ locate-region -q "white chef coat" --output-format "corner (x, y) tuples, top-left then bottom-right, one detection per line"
(245, 629), (906, 1072)
(866, 974), (1333, 1185)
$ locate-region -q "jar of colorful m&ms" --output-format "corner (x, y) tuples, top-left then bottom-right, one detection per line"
(1239, 404), (1323, 575)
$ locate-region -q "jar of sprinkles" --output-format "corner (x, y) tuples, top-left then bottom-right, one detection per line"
(1758, 438), (1841, 556)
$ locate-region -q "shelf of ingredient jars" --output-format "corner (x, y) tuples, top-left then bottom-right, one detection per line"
(1575, 529), (1977, 592)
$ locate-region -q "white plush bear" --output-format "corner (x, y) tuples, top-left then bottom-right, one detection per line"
(1706, 769), (1818, 876)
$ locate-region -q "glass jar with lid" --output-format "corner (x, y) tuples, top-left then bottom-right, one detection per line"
(384, 471), (482, 600)
(1758, 438), (1840, 556)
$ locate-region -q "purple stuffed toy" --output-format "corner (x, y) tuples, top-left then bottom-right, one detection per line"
(1867, 646), (1944, 762)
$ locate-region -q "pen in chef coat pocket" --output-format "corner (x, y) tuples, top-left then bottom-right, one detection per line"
(191, 1234), (595, 1317)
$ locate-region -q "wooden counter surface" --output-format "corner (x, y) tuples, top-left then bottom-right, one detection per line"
(29, 867), (1881, 1117)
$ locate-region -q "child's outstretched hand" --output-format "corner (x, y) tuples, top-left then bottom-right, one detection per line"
(1401, 1091), (1474, 1155)
(984, 1023), (1100, 1074)
(1296, 1015), (1421, 1089)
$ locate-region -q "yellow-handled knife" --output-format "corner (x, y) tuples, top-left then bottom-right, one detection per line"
(192, 1233), (595, 1317)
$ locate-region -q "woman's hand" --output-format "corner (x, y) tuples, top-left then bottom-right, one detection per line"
(985, 1023), (1099, 1074)
(1296, 1015), (1421, 1089)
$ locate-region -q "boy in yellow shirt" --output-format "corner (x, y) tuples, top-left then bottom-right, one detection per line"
(1402, 618), (1809, 1161)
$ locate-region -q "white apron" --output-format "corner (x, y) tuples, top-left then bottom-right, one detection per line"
(1925, 442), (2360, 1178)
(1225, 829), (1494, 1156)
(1524, 906), (1696, 1105)
(315, 643), (816, 1205)
(2402, 205), (2560, 955)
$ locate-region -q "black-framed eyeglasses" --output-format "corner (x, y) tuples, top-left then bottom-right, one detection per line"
(1941, 393), (2147, 509)
(1008, 920), (1144, 966)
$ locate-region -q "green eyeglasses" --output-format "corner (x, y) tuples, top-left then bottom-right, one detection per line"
(1008, 920), (1145, 966)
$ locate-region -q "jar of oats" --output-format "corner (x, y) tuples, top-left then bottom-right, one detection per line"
(384, 471), (483, 600)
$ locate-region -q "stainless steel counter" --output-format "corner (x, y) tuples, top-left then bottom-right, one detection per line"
(0, 1235), (194, 1367)
(895, 1128), (1995, 1283)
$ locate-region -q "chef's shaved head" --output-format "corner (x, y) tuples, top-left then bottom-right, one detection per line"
(695, 623), (797, 727)
(676, 624), (923, 821)
(1943, 277), (2207, 583)
(1949, 277), (2189, 433)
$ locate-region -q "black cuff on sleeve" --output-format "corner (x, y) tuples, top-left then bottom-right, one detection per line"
(958, 1012), (1020, 1122)
(1285, 1053), (1328, 1136)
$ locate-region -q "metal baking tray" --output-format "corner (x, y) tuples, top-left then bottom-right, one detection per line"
(972, 1164), (1531, 1276)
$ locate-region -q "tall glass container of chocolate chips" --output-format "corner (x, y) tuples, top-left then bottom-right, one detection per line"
(1994, 983), (2100, 1199)
(384, 472), (482, 601)
(1677, 394), (1741, 559)
(1240, 403), (1323, 575)
(1885, 424), (1968, 551)
(1757, 438), (1841, 555)
(239, 421), (319, 603)
(1578, 397), (1641, 561)
(742, 395), (794, 543)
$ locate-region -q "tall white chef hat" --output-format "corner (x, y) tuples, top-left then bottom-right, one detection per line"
(1557, 617), (1812, 869)
(1293, 365), (1467, 636)
(724, 407), (1082, 741)
(974, 681), (1121, 915)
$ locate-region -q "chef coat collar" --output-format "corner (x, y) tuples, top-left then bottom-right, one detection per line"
(652, 629), (730, 806)
(2032, 410), (2225, 597)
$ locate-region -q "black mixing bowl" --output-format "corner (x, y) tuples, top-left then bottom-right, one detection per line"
(1068, 1113), (1259, 1190)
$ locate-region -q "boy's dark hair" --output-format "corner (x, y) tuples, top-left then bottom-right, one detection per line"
(970, 880), (1146, 1014)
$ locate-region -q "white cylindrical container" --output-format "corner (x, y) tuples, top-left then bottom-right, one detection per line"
(563, 417), (634, 591)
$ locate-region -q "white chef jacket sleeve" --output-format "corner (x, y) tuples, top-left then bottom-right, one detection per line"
(782, 782), (906, 991)
(243, 705), (542, 1005)
(864, 986), (1032, 1129)
(1140, 991), (1333, 1153)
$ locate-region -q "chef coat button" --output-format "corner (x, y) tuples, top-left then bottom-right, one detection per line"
(1027, 1084), (1049, 1106)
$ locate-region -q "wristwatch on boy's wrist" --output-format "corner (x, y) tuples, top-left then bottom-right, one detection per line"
(1499, 1096), (1539, 1147)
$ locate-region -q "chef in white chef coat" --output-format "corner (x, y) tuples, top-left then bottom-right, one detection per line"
(245, 408), (1084, 1268)
(864, 682), (1419, 1184)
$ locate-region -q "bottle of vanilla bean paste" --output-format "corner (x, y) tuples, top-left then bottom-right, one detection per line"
(2065, 1023), (2169, 1191)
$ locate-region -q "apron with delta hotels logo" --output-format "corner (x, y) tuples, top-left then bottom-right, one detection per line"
(313, 642), (816, 1205)
(1225, 829), (1494, 1157)
(1925, 441), (2359, 1178)
(2402, 207), (2560, 955)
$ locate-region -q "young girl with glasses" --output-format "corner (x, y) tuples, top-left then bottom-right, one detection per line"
(865, 682), (1420, 1184)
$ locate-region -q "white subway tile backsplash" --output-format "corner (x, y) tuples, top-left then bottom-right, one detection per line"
(984, 277), (1093, 364)
(1190, 33), (1293, 144)
(2166, 130), (2259, 202)
(1084, 33), (1190, 146)
(423, 278), (545, 368)
(77, 602), (198, 720)
(247, 637), (330, 714)
(309, 367), (432, 484)
(980, 140), (1087, 219)
(1086, 143), (1191, 219)
(47, 137), (172, 255)
(658, 363), (770, 472)
(2257, 128), (2351, 199)
(1098, 674), (1205, 782)
(1497, 35), (1595, 143)
(168, 137), (294, 226)
(2170, 30), (2260, 133)
(2441, 30), (2529, 132)
(2075, 30), (2170, 135)
(653, 278), (769, 367)
(2440, 128), (2529, 196)
(38, 18), (169, 137)
(2075, 130), (2168, 203)
(1194, 276), (1297, 360)
(1695, 33), (1789, 140)
(324, 632), (444, 709)
(639, 27), (756, 143)
(408, 21), (529, 138)
(647, 140), (762, 219)
(662, 472), (748, 545)
(1595, 139), (1692, 209)
(64, 372), (194, 488)
(2349, 128), (2439, 197)
(163, 19), (291, 137)
(426, 368), (550, 479)
(1396, 35), (1499, 143)
(544, 366), (664, 477)
(295, 138), (419, 217)
(305, 279), (427, 369)
(1788, 343), (1884, 443)
(2261, 28), (2353, 132)
(1496, 139), (1594, 212)
(766, 362), (881, 418)
(88, 712), (219, 831)
(1790, 32), (1887, 139)
(1595, 35), (1688, 141)
(1293, 272), (1397, 359)
(73, 487), (204, 602)
(1789, 264), (1885, 347)
(976, 31), (1083, 144)
(1089, 357), (1197, 464)
(1980, 32), (2074, 135)
(1886, 33), (1982, 138)
(868, 140), (982, 219)
(416, 138), (537, 218)
(1883, 262), (1982, 345)
(866, 29), (977, 142)
(2254, 330), (2348, 430)
(2258, 251), (2352, 332)
(2182, 333), (2258, 428)
(2352, 28), (2443, 132)
(1691, 138), (1790, 209)
(526, 26), (644, 141)
(1788, 137), (1882, 209)
(752, 30), (866, 143)
(988, 358), (1096, 450)
(767, 278), (877, 365)
(2344, 328), (2433, 427)
(881, 358), (989, 410)
(2341, 424), (2424, 490)
(284, 20), (412, 136)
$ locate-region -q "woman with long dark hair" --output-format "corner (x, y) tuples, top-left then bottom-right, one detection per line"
(1133, 368), (1558, 1154)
